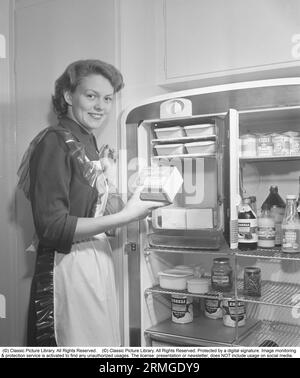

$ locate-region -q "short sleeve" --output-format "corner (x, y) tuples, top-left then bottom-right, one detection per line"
(29, 131), (77, 253)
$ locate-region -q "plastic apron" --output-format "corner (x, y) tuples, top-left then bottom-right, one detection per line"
(53, 160), (121, 347)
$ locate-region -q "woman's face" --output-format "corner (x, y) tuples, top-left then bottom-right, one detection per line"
(64, 74), (114, 132)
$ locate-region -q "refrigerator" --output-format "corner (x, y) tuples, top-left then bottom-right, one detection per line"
(119, 78), (300, 347)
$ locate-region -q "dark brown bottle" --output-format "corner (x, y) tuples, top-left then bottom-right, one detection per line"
(238, 197), (258, 250)
(261, 185), (286, 210)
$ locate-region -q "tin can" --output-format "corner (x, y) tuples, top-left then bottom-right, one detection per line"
(243, 267), (261, 297)
(171, 295), (193, 324)
(204, 294), (223, 319)
(256, 134), (273, 157)
(272, 134), (290, 156)
(222, 299), (246, 327)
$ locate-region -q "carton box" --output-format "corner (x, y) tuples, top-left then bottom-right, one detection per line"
(138, 166), (183, 203)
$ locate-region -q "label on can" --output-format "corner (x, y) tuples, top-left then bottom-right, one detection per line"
(204, 294), (223, 319)
(272, 135), (290, 156)
(222, 299), (246, 327)
(171, 295), (193, 324)
(257, 135), (273, 157)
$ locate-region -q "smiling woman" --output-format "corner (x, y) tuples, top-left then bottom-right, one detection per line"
(17, 59), (167, 347)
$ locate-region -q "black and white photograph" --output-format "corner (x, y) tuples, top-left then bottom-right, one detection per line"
(0, 0), (300, 359)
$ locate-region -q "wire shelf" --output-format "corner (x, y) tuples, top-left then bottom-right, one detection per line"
(145, 284), (226, 300)
(236, 247), (300, 261)
(239, 320), (300, 347)
(236, 280), (300, 308)
(146, 279), (300, 309)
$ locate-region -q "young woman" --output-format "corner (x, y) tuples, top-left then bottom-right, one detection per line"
(18, 59), (166, 347)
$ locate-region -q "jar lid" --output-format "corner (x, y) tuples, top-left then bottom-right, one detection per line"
(244, 266), (261, 273)
(213, 257), (230, 264)
(286, 194), (296, 200)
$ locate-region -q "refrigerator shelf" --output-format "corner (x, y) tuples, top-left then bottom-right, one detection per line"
(235, 247), (300, 261)
(239, 320), (300, 347)
(151, 135), (217, 144)
(152, 153), (217, 160)
(236, 279), (300, 309)
(146, 278), (300, 309)
(145, 284), (228, 300)
(144, 314), (258, 347)
(144, 244), (232, 255)
(240, 154), (300, 162)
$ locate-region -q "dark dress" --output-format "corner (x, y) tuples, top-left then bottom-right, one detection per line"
(26, 117), (119, 346)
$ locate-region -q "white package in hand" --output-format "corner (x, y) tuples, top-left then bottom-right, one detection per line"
(138, 166), (183, 203)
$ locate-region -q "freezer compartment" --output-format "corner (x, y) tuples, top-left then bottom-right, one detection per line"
(148, 229), (223, 250)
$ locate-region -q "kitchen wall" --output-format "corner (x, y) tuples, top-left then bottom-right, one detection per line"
(0, 0), (18, 346)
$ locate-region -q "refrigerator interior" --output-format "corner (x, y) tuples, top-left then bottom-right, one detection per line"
(123, 80), (300, 347)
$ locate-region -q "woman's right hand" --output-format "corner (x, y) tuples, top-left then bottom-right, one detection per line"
(121, 186), (168, 222)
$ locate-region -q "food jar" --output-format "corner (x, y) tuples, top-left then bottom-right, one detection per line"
(243, 267), (261, 297)
(211, 257), (233, 292)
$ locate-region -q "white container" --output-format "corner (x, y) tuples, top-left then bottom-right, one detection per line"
(272, 134), (290, 156)
(153, 143), (184, 156)
(174, 265), (195, 275)
(184, 141), (216, 155)
(222, 299), (246, 327)
(257, 134), (273, 157)
(183, 123), (215, 137)
(171, 295), (193, 324)
(240, 134), (256, 157)
(284, 131), (300, 155)
(154, 126), (185, 139)
(158, 269), (194, 290)
(187, 278), (209, 294)
(152, 207), (186, 229)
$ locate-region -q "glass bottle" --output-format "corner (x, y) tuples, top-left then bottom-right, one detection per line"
(238, 197), (258, 250)
(281, 195), (300, 253)
(262, 185), (285, 246)
(257, 205), (275, 248)
(261, 185), (286, 210)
